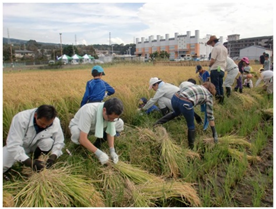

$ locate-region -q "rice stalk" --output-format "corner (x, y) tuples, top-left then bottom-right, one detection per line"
(228, 148), (261, 162)
(261, 108), (273, 118)
(156, 126), (182, 178)
(132, 180), (201, 207)
(203, 135), (253, 149)
(112, 161), (162, 184)
(3, 190), (14, 207)
(234, 93), (258, 109)
(4, 163), (105, 207)
(136, 127), (158, 143)
(184, 149), (201, 160)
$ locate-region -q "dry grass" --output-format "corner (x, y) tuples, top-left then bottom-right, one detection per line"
(228, 148), (261, 162)
(3, 191), (14, 207)
(102, 161), (201, 207)
(203, 135), (253, 149)
(4, 163), (105, 207)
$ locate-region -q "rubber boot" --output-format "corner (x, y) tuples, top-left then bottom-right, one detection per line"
(160, 107), (169, 116)
(154, 112), (176, 126)
(226, 87), (231, 97)
(219, 95), (224, 105)
(234, 88), (238, 92)
(188, 129), (196, 149)
(239, 88), (243, 93)
(194, 112), (202, 124)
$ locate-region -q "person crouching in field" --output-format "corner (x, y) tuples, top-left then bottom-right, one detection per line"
(195, 65), (210, 84)
(141, 77), (179, 116)
(255, 68), (273, 95)
(93, 118), (124, 149)
(80, 65), (115, 107)
(154, 78), (203, 126)
(138, 97), (160, 115)
(69, 97), (123, 165)
(243, 74), (253, 88)
(156, 82), (218, 149)
(3, 105), (65, 174)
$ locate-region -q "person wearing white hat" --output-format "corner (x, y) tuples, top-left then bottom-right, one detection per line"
(141, 77), (179, 116)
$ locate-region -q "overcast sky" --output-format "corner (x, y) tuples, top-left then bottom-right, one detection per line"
(2, 0), (274, 45)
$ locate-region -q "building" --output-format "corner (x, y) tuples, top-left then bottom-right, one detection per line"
(240, 45), (272, 61)
(14, 49), (35, 60)
(135, 30), (221, 60)
(224, 34), (273, 59)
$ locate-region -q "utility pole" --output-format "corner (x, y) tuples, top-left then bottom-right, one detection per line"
(7, 28), (13, 68)
(59, 33), (62, 56)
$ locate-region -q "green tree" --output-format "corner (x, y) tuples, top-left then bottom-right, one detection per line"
(63, 45), (78, 57)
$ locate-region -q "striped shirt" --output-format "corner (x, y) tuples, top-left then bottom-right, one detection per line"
(178, 85), (214, 121)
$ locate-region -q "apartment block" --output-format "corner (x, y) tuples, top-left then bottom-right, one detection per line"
(135, 30), (222, 60)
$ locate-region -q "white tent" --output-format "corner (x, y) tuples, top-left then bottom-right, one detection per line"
(71, 54), (83, 64)
(83, 54), (92, 63)
(58, 54), (72, 64)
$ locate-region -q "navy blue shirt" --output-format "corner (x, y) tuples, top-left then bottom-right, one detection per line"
(81, 78), (115, 107)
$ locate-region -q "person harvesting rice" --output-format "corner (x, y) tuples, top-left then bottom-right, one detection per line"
(155, 82), (218, 149)
(3, 105), (65, 174)
(69, 97), (124, 165)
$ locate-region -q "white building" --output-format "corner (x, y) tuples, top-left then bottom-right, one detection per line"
(240, 45), (272, 60)
(135, 30), (221, 60)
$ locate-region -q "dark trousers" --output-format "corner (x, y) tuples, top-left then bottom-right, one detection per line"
(171, 95), (195, 130)
(210, 70), (225, 96)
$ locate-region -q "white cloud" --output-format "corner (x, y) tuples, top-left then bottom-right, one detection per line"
(2, 1), (274, 45)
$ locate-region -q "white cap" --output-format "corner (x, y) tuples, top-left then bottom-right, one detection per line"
(148, 77), (162, 90)
(115, 118), (124, 132)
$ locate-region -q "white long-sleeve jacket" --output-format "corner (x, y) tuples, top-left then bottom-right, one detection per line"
(142, 82), (179, 110)
(6, 108), (65, 162)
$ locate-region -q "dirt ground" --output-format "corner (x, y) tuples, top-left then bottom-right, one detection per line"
(232, 136), (273, 207)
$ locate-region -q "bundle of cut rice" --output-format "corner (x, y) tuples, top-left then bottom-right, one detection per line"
(261, 108), (273, 118)
(4, 163), (105, 207)
(235, 93), (258, 109)
(110, 161), (201, 207)
(203, 135), (253, 149)
(136, 126), (199, 178)
(228, 148), (261, 162)
(3, 190), (14, 207)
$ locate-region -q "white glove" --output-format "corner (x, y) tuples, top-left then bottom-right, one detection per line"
(104, 92), (108, 98)
(95, 149), (109, 165)
(110, 147), (119, 164)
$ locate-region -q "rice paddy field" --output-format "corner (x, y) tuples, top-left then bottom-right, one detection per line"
(3, 62), (273, 207)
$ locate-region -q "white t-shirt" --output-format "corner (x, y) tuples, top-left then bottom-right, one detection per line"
(70, 103), (106, 134)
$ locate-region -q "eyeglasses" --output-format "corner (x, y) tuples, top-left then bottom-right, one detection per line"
(105, 112), (120, 122)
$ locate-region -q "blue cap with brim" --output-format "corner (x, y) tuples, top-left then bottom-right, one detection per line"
(92, 65), (105, 75)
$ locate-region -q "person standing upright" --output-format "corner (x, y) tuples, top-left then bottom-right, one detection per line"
(260, 52), (265, 65)
(207, 35), (228, 104)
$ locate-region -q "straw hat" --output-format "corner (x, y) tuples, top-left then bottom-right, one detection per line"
(206, 35), (219, 45)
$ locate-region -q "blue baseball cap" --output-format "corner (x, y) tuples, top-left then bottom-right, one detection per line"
(92, 65), (105, 75)
(195, 65), (202, 73)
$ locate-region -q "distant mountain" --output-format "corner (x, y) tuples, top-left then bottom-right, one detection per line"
(3, 37), (59, 46)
